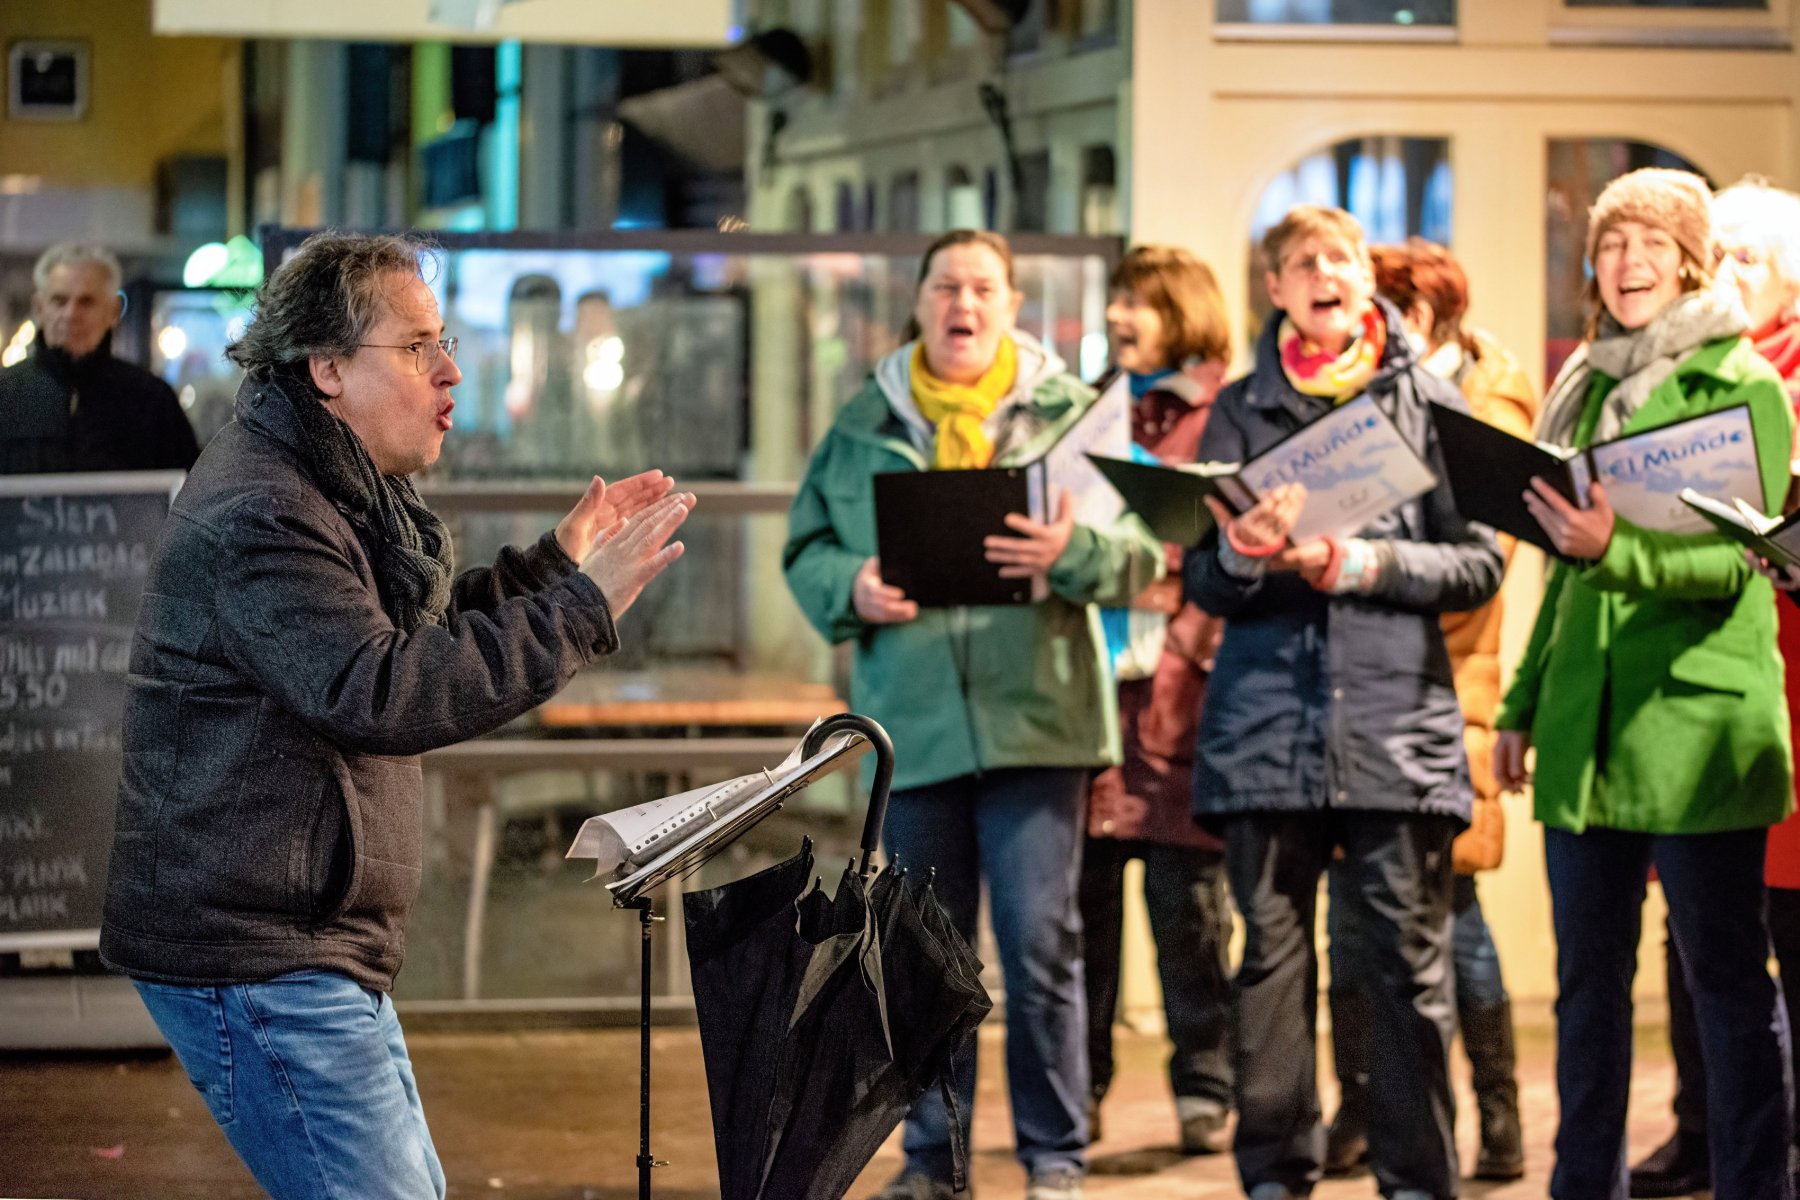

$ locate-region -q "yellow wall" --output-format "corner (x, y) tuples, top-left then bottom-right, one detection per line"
(0, 0), (236, 191)
(1118, 0), (1798, 1009)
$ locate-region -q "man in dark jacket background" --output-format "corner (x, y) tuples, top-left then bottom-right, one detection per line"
(0, 242), (200, 474)
(99, 232), (694, 1200)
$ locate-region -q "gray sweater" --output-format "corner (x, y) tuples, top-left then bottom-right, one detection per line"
(100, 374), (618, 989)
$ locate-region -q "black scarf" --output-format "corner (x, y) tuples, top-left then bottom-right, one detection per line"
(260, 367), (453, 632)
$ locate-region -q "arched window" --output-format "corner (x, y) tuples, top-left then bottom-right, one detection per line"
(1246, 135), (1451, 334)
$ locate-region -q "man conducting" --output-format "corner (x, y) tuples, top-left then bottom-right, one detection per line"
(0, 241), (200, 473)
(99, 232), (693, 1199)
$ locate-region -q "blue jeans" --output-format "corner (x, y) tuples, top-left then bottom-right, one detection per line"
(1545, 825), (1793, 1200)
(134, 969), (445, 1200)
(883, 767), (1090, 1181)
(1449, 873), (1507, 1011)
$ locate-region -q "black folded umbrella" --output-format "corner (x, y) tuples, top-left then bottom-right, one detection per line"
(776, 859), (991, 1200)
(673, 713), (992, 1200)
(683, 844), (991, 1200)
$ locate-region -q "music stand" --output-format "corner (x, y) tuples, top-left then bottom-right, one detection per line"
(576, 714), (895, 1200)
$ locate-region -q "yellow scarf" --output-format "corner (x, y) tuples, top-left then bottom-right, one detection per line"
(910, 337), (1018, 469)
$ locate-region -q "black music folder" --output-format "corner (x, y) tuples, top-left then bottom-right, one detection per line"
(1084, 454), (1240, 546)
(1090, 395), (1437, 547)
(874, 468), (1033, 607)
(1430, 402), (1579, 553)
(1432, 401), (1762, 553)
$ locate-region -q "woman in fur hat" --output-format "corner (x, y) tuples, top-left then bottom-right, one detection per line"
(1631, 176), (1800, 1200)
(1493, 167), (1795, 1200)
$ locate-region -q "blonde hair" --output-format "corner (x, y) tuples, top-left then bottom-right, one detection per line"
(1110, 245), (1232, 366)
(1261, 205), (1372, 278)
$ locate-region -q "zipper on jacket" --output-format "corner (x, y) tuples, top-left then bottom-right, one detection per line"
(950, 605), (983, 778)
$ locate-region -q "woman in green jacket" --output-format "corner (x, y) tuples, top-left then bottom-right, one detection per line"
(783, 230), (1161, 1200)
(1493, 168), (1794, 1200)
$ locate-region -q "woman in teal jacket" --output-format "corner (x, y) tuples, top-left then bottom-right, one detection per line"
(784, 230), (1160, 1200)
(1494, 168), (1794, 1200)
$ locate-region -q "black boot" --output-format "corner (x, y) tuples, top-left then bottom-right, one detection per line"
(1628, 1130), (1710, 1199)
(1324, 987), (1369, 1176)
(1460, 998), (1524, 1181)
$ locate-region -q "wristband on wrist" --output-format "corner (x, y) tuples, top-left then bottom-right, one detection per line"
(1312, 537), (1347, 592)
(1224, 521), (1284, 559)
(1328, 538), (1385, 594)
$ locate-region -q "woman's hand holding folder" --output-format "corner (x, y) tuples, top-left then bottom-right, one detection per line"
(985, 487), (1076, 581)
(1523, 477), (1616, 560)
(1205, 483), (1331, 581)
(853, 557), (920, 624)
(1203, 483), (1305, 555)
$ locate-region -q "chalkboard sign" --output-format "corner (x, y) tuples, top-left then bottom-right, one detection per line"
(0, 472), (182, 950)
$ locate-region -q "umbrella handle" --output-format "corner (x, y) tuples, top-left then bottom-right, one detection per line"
(802, 712), (894, 878)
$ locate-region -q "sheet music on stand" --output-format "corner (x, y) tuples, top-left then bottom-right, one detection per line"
(565, 722), (870, 905)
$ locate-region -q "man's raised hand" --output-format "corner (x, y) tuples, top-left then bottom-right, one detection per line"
(556, 470), (675, 562)
(578, 491), (695, 616)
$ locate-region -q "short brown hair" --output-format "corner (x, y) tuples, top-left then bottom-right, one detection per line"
(1372, 238), (1476, 357)
(1110, 245), (1231, 366)
(1261, 205), (1371, 278)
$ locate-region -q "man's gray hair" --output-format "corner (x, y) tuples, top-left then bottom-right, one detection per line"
(33, 242), (123, 295)
(226, 231), (435, 375)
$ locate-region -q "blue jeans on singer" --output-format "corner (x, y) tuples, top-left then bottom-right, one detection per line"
(883, 766), (1090, 1182)
(134, 968), (446, 1200)
(1544, 825), (1792, 1200)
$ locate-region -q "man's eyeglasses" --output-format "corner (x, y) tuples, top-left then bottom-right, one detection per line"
(1279, 249), (1356, 279)
(358, 337), (459, 375)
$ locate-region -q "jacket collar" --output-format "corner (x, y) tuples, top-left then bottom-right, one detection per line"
(1613, 334), (1752, 437)
(29, 330), (116, 385)
(235, 369), (312, 456)
(233, 368), (381, 519)
(848, 329), (1079, 467)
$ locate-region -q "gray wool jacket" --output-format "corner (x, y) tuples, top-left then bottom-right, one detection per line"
(100, 374), (618, 990)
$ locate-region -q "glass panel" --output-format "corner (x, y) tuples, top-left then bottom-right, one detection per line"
(147, 288), (257, 447)
(392, 237), (1108, 483)
(1217, 0), (1456, 25)
(246, 230), (1118, 1005)
(1244, 136), (1452, 337)
(1544, 139), (1710, 381)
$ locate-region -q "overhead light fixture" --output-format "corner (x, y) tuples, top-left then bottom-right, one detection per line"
(711, 28), (813, 98)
